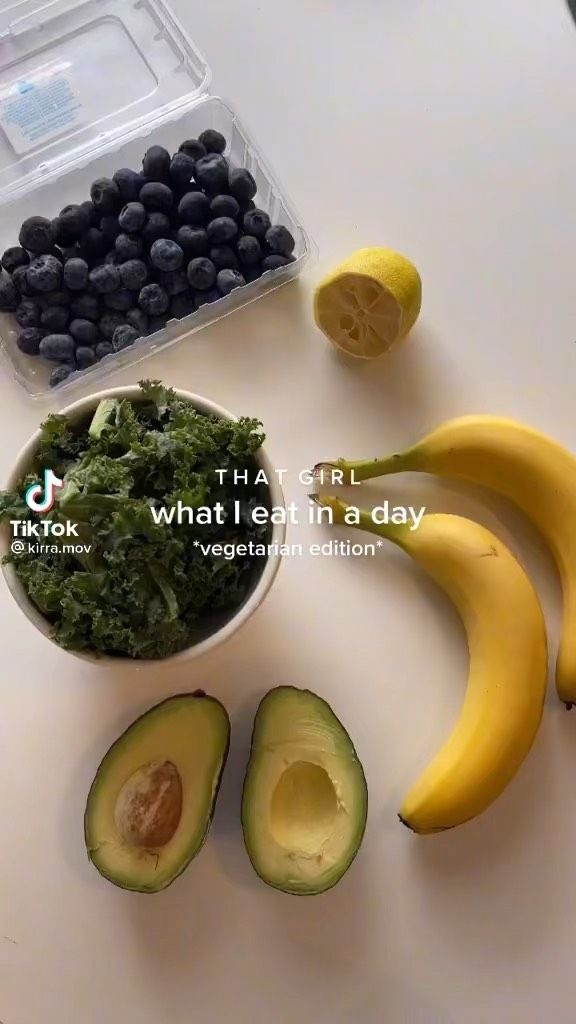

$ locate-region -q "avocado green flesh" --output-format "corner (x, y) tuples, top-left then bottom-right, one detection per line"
(84, 694), (230, 893)
(241, 687), (368, 894)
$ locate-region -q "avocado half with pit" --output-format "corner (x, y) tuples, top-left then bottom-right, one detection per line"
(84, 692), (230, 893)
(241, 686), (368, 894)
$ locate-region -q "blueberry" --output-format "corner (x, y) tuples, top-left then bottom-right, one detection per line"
(207, 217), (238, 245)
(19, 216), (56, 255)
(142, 145), (171, 182)
(2, 247), (29, 274)
(41, 289), (72, 308)
(140, 181), (174, 214)
(104, 250), (121, 266)
(52, 219), (75, 248)
(142, 212), (172, 246)
(187, 257), (217, 290)
(149, 238), (184, 272)
(89, 264), (121, 294)
(100, 215), (122, 244)
(178, 139), (207, 161)
(90, 178), (120, 215)
(261, 254), (295, 271)
(178, 191), (210, 226)
(95, 341), (114, 360)
(119, 259), (148, 291)
(243, 208), (271, 239)
(118, 202), (146, 234)
(57, 204), (91, 241)
(217, 269), (246, 295)
(17, 327), (44, 355)
(79, 227), (107, 264)
(104, 288), (135, 312)
(70, 293), (101, 322)
(210, 194), (240, 221)
(194, 154), (229, 194)
(75, 346), (97, 369)
(265, 225), (295, 256)
(138, 284), (169, 316)
(148, 315), (168, 334)
(99, 311), (126, 340)
(228, 167), (257, 202)
(112, 325), (140, 351)
(63, 258), (89, 291)
(244, 265), (263, 283)
(15, 300), (41, 327)
(113, 168), (145, 203)
(49, 364), (73, 387)
(62, 246), (81, 263)
(239, 198), (256, 214)
(115, 233), (144, 262)
(169, 293), (196, 320)
(196, 287), (222, 307)
(64, 250), (82, 269)
(126, 308), (149, 335)
(48, 247), (66, 264)
(12, 266), (34, 297)
(159, 269), (188, 296)
(81, 200), (99, 226)
(70, 319), (100, 346)
(169, 152), (196, 191)
(27, 255), (62, 293)
(198, 129), (227, 154)
(60, 248), (79, 266)
(51, 216), (76, 248)
(236, 235), (262, 267)
(210, 245), (240, 270)
(39, 334), (75, 361)
(41, 306), (70, 333)
(176, 225), (209, 257)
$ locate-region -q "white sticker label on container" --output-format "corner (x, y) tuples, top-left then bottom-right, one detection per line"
(0, 64), (83, 155)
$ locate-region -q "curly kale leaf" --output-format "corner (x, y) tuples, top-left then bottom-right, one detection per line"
(0, 381), (269, 659)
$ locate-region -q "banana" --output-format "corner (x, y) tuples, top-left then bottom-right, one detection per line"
(314, 496), (547, 833)
(315, 416), (576, 706)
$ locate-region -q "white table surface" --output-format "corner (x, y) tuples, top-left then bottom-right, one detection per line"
(2, 1), (576, 1021)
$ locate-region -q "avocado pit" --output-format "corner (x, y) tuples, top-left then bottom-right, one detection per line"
(114, 760), (183, 848)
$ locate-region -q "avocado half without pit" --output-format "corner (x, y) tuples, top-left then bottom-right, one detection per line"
(84, 693), (230, 893)
(241, 687), (368, 894)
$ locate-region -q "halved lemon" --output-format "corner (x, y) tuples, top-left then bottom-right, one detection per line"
(313, 247), (422, 359)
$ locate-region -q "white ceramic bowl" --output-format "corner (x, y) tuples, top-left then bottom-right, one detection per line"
(0, 385), (285, 664)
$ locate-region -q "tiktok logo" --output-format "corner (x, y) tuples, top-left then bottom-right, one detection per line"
(24, 469), (64, 513)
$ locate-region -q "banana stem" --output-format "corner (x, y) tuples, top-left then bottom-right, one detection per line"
(312, 494), (407, 548)
(313, 448), (418, 485)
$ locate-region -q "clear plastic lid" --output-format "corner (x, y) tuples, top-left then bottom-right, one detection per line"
(0, 0), (210, 201)
(0, 0), (315, 399)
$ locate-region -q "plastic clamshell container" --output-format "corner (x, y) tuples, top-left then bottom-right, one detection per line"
(0, 0), (314, 398)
